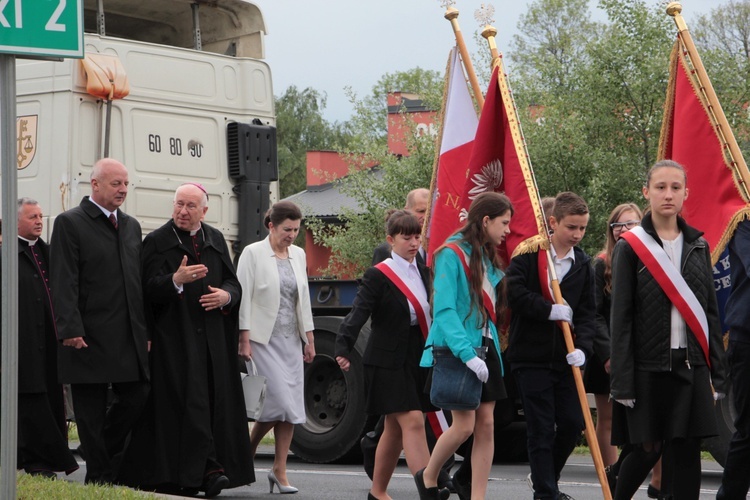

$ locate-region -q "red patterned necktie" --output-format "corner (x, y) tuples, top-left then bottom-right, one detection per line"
(109, 213), (118, 230)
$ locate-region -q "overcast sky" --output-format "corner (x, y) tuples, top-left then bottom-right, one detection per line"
(258, 0), (730, 123)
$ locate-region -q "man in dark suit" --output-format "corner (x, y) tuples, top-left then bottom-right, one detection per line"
(117, 183), (253, 498)
(372, 188), (430, 265)
(13, 198), (78, 477)
(50, 158), (150, 485)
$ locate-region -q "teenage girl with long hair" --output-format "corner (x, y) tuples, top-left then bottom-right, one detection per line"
(416, 192), (513, 500)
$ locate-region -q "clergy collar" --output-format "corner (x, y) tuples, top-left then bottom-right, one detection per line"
(171, 221), (204, 243)
(18, 236), (38, 246)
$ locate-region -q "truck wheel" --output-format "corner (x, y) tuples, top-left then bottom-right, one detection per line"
(704, 385), (735, 467)
(291, 330), (368, 463)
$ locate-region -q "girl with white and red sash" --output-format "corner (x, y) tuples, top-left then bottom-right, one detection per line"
(416, 192), (513, 500)
(335, 210), (436, 500)
(609, 160), (728, 500)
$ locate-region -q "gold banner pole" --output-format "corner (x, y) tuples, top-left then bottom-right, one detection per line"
(443, 5), (485, 109)
(480, 12), (612, 500)
(666, 1), (750, 201)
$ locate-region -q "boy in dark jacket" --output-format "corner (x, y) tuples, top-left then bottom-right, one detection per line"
(506, 192), (596, 500)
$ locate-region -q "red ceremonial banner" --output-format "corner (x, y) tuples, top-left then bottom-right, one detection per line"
(460, 65), (546, 264)
(658, 39), (750, 260)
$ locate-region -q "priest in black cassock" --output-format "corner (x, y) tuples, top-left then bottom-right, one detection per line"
(117, 183), (253, 498)
(13, 198), (78, 477)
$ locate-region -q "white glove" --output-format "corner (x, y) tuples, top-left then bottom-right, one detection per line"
(615, 399), (635, 408)
(714, 392), (726, 401)
(466, 357), (489, 383)
(566, 349), (585, 367)
(549, 304), (573, 323)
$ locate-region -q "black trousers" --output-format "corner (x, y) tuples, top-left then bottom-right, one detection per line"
(514, 367), (584, 500)
(71, 380), (149, 484)
(718, 339), (750, 500)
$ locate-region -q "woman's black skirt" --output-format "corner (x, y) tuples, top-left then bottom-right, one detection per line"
(611, 348), (718, 446)
(583, 352), (610, 396)
(364, 325), (436, 415)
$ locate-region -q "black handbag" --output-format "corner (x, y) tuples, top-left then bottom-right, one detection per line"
(429, 345), (487, 410)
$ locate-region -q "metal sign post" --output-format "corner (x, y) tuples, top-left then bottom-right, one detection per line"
(0, 1), (83, 496)
(1, 52), (19, 500)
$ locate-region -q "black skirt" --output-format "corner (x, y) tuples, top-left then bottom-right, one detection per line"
(364, 325), (436, 415)
(583, 352), (610, 396)
(611, 348), (718, 446)
(481, 337), (507, 402)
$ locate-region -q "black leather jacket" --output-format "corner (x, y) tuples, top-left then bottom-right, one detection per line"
(609, 214), (727, 399)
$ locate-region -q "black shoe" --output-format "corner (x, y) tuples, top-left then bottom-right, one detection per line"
(28, 470), (57, 479)
(605, 465), (616, 496)
(557, 492), (576, 500)
(180, 486), (200, 497)
(439, 487), (451, 500)
(647, 484), (661, 499)
(202, 472), (229, 498)
(452, 472), (471, 500)
(415, 468), (441, 500)
(437, 468), (452, 489)
(361, 432), (378, 481)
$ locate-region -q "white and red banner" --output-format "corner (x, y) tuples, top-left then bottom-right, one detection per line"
(426, 47), (479, 263)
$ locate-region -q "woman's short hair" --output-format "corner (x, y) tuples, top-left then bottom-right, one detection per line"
(264, 201), (302, 229)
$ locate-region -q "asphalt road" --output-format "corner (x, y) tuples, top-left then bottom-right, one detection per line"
(61, 445), (727, 499)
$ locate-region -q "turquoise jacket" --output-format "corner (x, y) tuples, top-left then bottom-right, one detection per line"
(420, 236), (504, 375)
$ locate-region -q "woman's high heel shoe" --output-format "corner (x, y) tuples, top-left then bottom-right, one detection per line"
(268, 471), (298, 494)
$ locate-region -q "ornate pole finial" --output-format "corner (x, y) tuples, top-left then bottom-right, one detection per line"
(440, 0), (458, 20)
(666, 2), (687, 34)
(666, 1), (682, 17)
(474, 3), (495, 27)
(476, 4), (499, 63)
(440, 0), (485, 108)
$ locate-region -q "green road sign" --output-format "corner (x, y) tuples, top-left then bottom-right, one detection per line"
(0, 0), (83, 58)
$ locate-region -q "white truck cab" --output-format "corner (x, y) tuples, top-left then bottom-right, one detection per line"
(13, 0), (277, 252)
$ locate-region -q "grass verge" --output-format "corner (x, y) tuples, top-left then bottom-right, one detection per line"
(17, 473), (151, 499)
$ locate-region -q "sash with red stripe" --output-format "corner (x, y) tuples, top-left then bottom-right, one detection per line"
(374, 261), (432, 338)
(445, 243), (497, 324)
(620, 227), (711, 367)
(537, 249), (554, 304)
(374, 260), (448, 436)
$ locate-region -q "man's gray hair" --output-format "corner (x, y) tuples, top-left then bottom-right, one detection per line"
(17, 197), (39, 219)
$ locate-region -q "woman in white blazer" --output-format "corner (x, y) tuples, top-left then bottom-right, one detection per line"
(237, 201), (315, 494)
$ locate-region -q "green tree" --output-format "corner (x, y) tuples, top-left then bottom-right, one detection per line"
(693, 0), (750, 155)
(510, 0), (601, 95)
(509, 0), (673, 254)
(275, 85), (351, 198)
